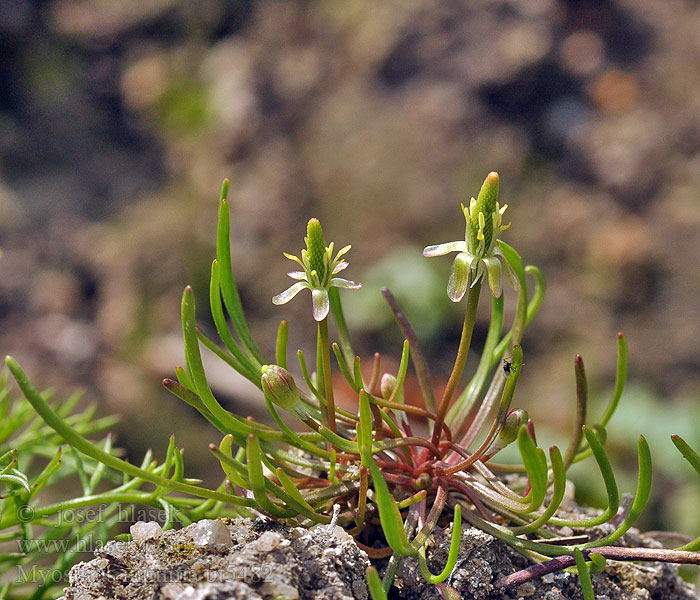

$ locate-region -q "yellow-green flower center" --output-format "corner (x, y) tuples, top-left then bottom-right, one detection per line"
(305, 218), (327, 284)
(469, 172), (500, 255)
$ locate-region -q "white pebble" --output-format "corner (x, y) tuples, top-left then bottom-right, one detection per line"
(255, 531), (284, 552)
(189, 519), (232, 552)
(130, 521), (163, 543)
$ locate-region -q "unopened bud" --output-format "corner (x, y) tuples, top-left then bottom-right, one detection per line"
(489, 408), (528, 456)
(414, 472), (432, 491)
(261, 365), (303, 415)
(380, 373), (397, 400)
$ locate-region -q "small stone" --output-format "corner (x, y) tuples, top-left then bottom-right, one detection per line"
(191, 559), (207, 575)
(542, 573), (555, 584)
(160, 582), (188, 599)
(130, 521), (163, 543)
(259, 581), (299, 599)
(307, 523), (355, 546)
(516, 581), (536, 596)
(323, 547), (340, 560)
(254, 531), (284, 552)
(188, 519), (232, 552)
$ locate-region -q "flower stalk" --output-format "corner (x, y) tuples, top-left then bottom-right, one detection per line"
(431, 278), (482, 448)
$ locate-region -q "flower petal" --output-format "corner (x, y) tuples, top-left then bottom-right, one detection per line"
(504, 259), (520, 291)
(332, 261), (349, 275)
(422, 241), (467, 257)
(330, 277), (362, 290)
(272, 281), (308, 305)
(494, 245), (520, 291)
(287, 271), (308, 280)
(447, 253), (470, 302)
(483, 256), (503, 298)
(311, 289), (330, 321)
(470, 259), (486, 288)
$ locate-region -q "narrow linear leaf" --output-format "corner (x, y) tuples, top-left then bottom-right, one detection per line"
(573, 549), (596, 600)
(418, 505), (462, 584)
(6, 356), (253, 507)
(216, 190), (265, 366)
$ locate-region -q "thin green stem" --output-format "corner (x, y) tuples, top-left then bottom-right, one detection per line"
(442, 345), (522, 475)
(671, 434), (700, 477)
(432, 279), (482, 448)
(549, 426), (619, 528)
(332, 343), (361, 393)
(447, 293), (504, 430)
(574, 549), (596, 600)
(582, 435), (651, 549)
(328, 286), (355, 371)
(511, 446), (566, 535)
(208, 259), (261, 383)
(367, 567), (389, 600)
(318, 318), (336, 433)
(418, 504), (462, 584)
(276, 320), (289, 369)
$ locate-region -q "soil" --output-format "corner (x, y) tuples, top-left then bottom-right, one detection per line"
(60, 516), (699, 600)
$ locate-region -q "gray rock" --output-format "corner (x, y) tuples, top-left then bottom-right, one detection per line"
(61, 517), (370, 600)
(60, 517), (698, 600)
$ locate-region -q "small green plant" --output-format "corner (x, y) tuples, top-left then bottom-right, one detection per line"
(0, 370), (120, 599)
(0, 368), (241, 599)
(6, 172), (700, 598)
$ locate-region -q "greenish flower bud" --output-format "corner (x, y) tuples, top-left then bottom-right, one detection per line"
(488, 408), (528, 456)
(304, 218), (327, 283)
(414, 472), (432, 491)
(469, 172), (499, 254)
(261, 365), (303, 414)
(380, 373), (397, 400)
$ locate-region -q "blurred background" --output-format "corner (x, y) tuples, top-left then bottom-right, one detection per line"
(1, 0), (700, 540)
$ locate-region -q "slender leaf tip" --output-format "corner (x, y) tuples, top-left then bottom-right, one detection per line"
(220, 178), (230, 201)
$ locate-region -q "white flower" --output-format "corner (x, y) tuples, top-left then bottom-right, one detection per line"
(423, 172), (517, 301)
(272, 218), (361, 321)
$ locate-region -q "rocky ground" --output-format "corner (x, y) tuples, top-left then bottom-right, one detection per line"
(61, 516), (698, 600)
(2, 0), (700, 536)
